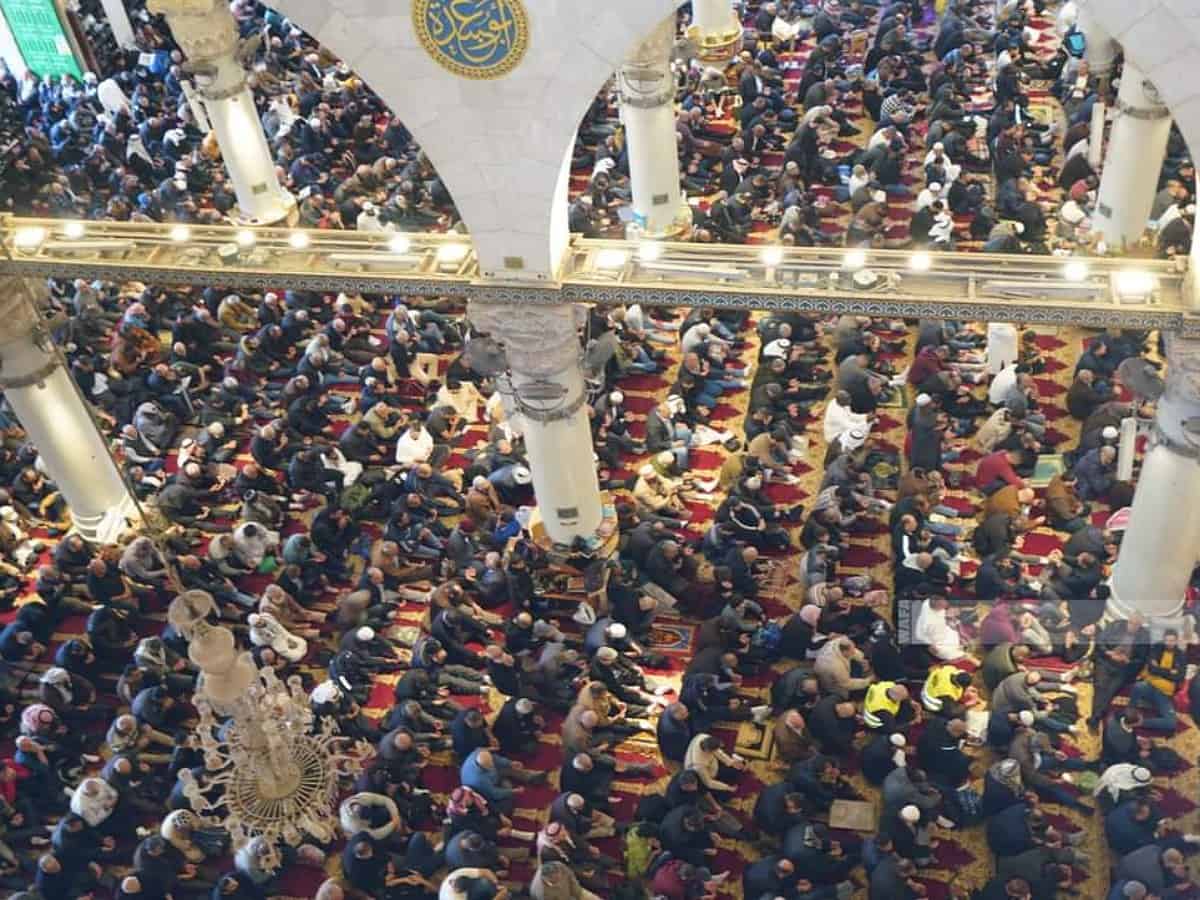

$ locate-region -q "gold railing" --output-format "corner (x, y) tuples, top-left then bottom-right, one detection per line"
(0, 216), (1193, 333)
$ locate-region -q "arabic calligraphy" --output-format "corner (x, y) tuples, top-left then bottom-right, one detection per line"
(413, 0), (529, 80)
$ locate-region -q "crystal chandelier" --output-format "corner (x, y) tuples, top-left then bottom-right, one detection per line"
(168, 590), (374, 869)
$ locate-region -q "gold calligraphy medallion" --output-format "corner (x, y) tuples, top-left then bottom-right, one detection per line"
(413, 0), (530, 80)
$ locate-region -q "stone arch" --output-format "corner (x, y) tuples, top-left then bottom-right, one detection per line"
(261, 2), (1200, 278)
(266, 0), (684, 279)
(1080, 0), (1200, 161)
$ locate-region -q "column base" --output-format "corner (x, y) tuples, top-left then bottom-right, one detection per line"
(1105, 578), (1193, 642)
(626, 203), (693, 241)
(529, 493), (617, 557)
(72, 494), (141, 544)
(234, 190), (298, 227)
(686, 22), (743, 64)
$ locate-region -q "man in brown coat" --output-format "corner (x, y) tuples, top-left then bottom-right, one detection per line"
(773, 710), (813, 762)
(464, 476), (502, 532)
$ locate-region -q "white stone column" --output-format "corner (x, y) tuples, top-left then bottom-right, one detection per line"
(100, 0), (137, 49)
(469, 301), (602, 544)
(1087, 98), (1105, 170)
(687, 0), (742, 64)
(618, 15), (691, 240)
(0, 279), (138, 542)
(1077, 3), (1117, 87)
(148, 0), (294, 225)
(1093, 62), (1172, 251)
(1109, 333), (1200, 624)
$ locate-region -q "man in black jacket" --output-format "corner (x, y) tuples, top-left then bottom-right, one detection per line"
(1088, 616), (1151, 731)
(807, 695), (857, 756)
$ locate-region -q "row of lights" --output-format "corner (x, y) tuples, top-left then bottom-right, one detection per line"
(9, 222), (471, 264)
(599, 242), (1163, 299)
(5, 224), (1162, 297)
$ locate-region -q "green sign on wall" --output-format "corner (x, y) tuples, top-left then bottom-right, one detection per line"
(0, 0), (80, 78)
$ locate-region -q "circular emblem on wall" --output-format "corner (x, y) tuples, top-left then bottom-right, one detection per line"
(412, 0), (530, 80)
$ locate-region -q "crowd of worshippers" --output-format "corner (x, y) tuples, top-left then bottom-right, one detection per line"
(567, 0), (1196, 258)
(757, 314), (1200, 900)
(0, 0), (458, 232)
(0, 280), (831, 899)
(0, 0), (1194, 260)
(0, 263), (1194, 900)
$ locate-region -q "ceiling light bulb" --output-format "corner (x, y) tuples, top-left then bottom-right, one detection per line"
(437, 243), (469, 263)
(909, 251), (932, 272)
(12, 226), (46, 251)
(288, 231), (311, 250)
(595, 248), (629, 269)
(387, 233), (412, 254)
(62, 222), (85, 239)
(843, 249), (867, 270)
(1063, 260), (1088, 282)
(169, 225), (191, 242)
(1113, 269), (1156, 297)
(236, 230), (257, 248)
(760, 246), (784, 266)
(638, 241), (663, 262)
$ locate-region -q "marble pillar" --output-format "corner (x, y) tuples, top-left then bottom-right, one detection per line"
(618, 14), (692, 240)
(469, 301), (603, 544)
(148, 0), (295, 225)
(687, 0), (742, 64)
(0, 278), (138, 542)
(1093, 62), (1172, 250)
(1109, 333), (1200, 625)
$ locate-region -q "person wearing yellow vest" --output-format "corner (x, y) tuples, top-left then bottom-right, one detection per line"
(1128, 629), (1186, 732)
(920, 665), (979, 718)
(863, 681), (916, 731)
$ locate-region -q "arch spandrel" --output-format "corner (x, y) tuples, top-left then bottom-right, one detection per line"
(1081, 1), (1200, 160)
(266, 0), (684, 278)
